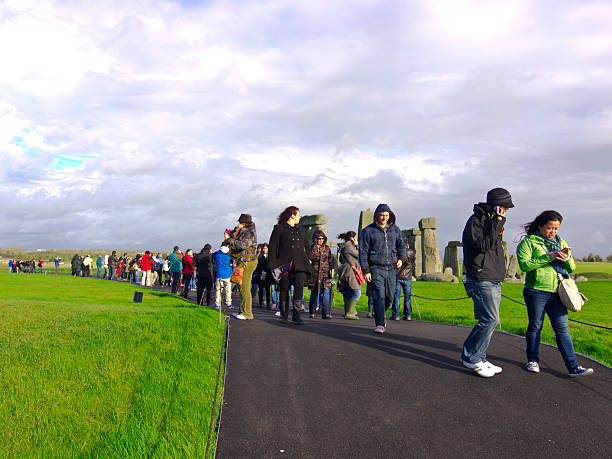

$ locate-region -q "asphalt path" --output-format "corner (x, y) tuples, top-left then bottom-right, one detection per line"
(216, 306), (612, 459)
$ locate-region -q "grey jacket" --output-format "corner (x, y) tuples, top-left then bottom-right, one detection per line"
(337, 242), (361, 292)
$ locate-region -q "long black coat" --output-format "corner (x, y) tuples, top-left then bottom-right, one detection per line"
(268, 222), (313, 274)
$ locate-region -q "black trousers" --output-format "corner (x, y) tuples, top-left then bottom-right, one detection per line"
(171, 272), (182, 294)
(279, 272), (307, 317)
(257, 280), (271, 306)
(196, 275), (214, 306)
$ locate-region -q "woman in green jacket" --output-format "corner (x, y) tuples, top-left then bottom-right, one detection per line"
(517, 210), (593, 377)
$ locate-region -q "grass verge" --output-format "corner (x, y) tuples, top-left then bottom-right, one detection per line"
(0, 272), (225, 458)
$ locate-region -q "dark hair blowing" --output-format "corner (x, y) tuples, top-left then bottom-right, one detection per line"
(278, 206), (300, 223)
(523, 210), (564, 236)
(337, 231), (357, 241)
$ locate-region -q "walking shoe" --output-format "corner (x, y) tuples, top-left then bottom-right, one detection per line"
(525, 361), (540, 373)
(462, 360), (496, 378)
(403, 317), (412, 321)
(323, 315), (332, 319)
(233, 314), (251, 320)
(366, 314), (374, 318)
(483, 360), (502, 374)
(214, 305), (220, 310)
(309, 314), (315, 318)
(373, 325), (385, 334)
(391, 316), (400, 321)
(274, 311), (281, 317)
(225, 305), (234, 309)
(569, 366), (594, 378)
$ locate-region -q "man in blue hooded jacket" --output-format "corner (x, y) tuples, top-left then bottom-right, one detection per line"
(359, 204), (407, 334)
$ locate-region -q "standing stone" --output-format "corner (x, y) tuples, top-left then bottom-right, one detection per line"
(443, 241), (461, 276)
(419, 217), (443, 273)
(403, 228), (422, 277)
(300, 214), (328, 227)
(502, 241), (509, 272)
(505, 254), (518, 279)
(358, 209), (374, 239)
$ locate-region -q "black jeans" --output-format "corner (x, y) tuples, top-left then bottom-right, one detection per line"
(197, 275), (214, 305)
(257, 280), (271, 306)
(171, 272), (182, 294)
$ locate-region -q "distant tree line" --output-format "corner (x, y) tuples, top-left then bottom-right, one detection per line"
(580, 253), (612, 262)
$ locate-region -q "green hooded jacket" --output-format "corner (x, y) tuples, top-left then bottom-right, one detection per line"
(516, 234), (575, 292)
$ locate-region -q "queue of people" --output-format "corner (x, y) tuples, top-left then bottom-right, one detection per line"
(7, 188), (593, 378)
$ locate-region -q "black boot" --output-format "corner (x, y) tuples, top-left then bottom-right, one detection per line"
(280, 300), (289, 323)
(292, 300), (303, 325)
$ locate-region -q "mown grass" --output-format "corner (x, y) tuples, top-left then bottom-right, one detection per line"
(574, 261), (612, 280)
(0, 272), (225, 458)
(326, 279), (612, 367)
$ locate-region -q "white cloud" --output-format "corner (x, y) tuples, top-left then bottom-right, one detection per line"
(0, 0), (611, 256)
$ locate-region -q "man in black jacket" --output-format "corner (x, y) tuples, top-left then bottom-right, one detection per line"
(461, 188), (514, 378)
(392, 238), (416, 320)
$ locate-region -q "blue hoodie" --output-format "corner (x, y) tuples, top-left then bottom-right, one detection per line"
(212, 248), (233, 279)
(359, 203), (406, 274)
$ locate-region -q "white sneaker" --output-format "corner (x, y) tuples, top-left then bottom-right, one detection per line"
(525, 361), (540, 373)
(234, 314), (247, 320)
(462, 360), (496, 378)
(274, 311), (281, 317)
(484, 360), (502, 374)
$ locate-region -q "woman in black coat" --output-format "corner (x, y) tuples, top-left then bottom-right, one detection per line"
(268, 206), (313, 324)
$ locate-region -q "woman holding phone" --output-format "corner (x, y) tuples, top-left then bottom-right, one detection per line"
(516, 210), (593, 377)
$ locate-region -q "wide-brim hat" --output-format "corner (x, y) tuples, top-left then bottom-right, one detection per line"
(238, 213), (253, 224)
(486, 188), (514, 208)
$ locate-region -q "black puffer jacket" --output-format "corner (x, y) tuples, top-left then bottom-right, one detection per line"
(268, 222), (313, 274)
(396, 249), (416, 280)
(462, 203), (507, 282)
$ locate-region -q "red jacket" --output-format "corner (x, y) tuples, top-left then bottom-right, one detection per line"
(182, 253), (194, 274)
(141, 253), (153, 271)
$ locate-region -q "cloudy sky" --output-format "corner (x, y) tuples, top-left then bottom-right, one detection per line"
(1, 0), (611, 258)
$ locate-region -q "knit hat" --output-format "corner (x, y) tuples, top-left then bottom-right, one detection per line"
(486, 188), (514, 208)
(238, 213), (253, 224)
(220, 246), (230, 254)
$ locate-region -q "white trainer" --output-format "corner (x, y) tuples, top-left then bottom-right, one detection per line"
(462, 360), (496, 378)
(484, 360), (502, 374)
(525, 361), (540, 373)
(274, 311), (281, 317)
(234, 314), (247, 320)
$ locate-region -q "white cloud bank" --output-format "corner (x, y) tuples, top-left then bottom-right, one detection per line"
(0, 0), (611, 258)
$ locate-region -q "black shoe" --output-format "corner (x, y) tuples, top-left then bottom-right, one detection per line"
(310, 314), (315, 318)
(281, 316), (288, 324)
(323, 315), (332, 320)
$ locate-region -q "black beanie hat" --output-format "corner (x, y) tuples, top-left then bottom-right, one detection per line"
(486, 188), (514, 208)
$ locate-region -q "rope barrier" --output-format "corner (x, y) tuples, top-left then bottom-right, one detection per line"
(205, 314), (230, 458)
(411, 292), (611, 331)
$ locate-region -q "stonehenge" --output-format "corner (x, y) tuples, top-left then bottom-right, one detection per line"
(419, 217), (443, 274)
(300, 214), (329, 243)
(442, 241), (461, 277)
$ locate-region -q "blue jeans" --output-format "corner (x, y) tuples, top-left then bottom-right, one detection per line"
(392, 279), (412, 318)
(309, 287), (330, 316)
(461, 276), (501, 364)
(271, 285), (279, 306)
(371, 267), (397, 327)
(523, 287), (579, 372)
(342, 288), (361, 303)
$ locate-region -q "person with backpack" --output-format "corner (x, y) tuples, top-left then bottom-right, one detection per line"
(517, 210), (593, 378)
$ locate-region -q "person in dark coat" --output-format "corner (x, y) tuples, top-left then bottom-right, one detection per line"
(337, 231), (362, 320)
(71, 254), (81, 276)
(268, 206), (313, 324)
(108, 251), (119, 281)
(461, 187), (514, 378)
(253, 243), (272, 308)
(308, 230), (336, 319)
(194, 244), (215, 306)
(392, 238), (417, 320)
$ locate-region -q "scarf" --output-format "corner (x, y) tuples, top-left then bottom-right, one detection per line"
(537, 232), (569, 276)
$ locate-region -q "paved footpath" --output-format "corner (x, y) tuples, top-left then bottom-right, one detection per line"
(216, 307), (612, 458)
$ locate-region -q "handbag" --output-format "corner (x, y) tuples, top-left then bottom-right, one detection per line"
(352, 265), (366, 285)
(271, 262), (294, 283)
(557, 273), (587, 312)
(231, 265), (245, 285)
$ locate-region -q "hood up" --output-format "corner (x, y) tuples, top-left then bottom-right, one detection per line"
(373, 203), (396, 227)
(311, 229), (328, 244)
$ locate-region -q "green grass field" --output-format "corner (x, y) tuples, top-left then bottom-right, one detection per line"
(0, 272), (225, 458)
(574, 261), (612, 279)
(325, 278), (612, 368)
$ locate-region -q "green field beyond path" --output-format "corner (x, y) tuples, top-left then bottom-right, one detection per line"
(0, 272), (224, 458)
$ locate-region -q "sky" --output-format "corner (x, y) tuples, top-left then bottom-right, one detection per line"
(1, 0), (611, 258)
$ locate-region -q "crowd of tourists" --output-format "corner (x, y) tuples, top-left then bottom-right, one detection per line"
(7, 188), (593, 379)
(7, 258), (45, 273)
